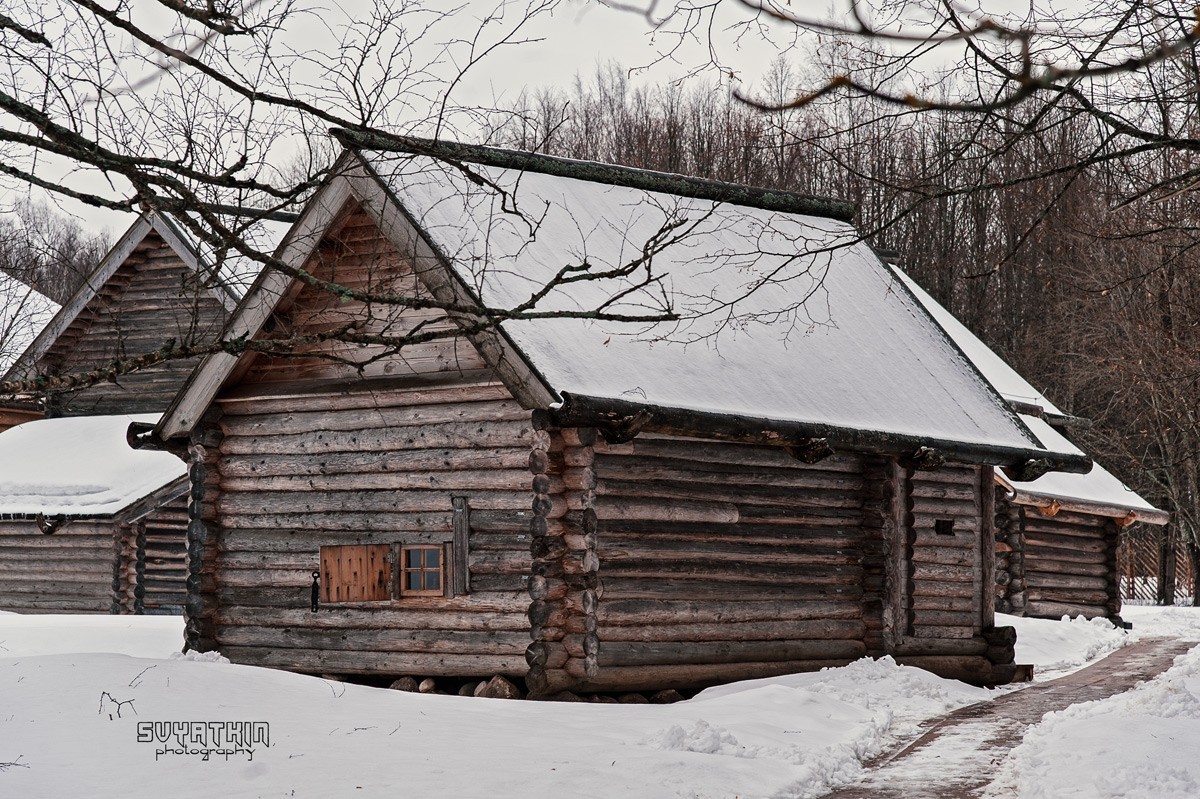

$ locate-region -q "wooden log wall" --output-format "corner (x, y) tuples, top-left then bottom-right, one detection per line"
(891, 463), (1012, 683)
(0, 519), (114, 612)
(526, 424), (600, 695)
(531, 432), (876, 693)
(203, 381), (535, 675)
(901, 463), (986, 642)
(113, 521), (136, 614)
(1003, 501), (1122, 621)
(38, 230), (233, 415)
(139, 495), (188, 614)
(994, 490), (1025, 615)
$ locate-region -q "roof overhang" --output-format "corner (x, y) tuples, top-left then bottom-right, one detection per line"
(551, 392), (1093, 477)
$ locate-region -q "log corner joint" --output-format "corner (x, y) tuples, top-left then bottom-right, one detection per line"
(596, 408), (655, 444)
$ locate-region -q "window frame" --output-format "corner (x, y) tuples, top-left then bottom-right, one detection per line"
(397, 544), (446, 598)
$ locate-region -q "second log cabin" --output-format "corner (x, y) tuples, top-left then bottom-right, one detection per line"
(0, 210), (288, 614)
(892, 267), (1168, 622)
(141, 137), (1090, 692)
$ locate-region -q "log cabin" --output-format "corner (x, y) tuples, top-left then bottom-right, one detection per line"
(0, 211), (288, 613)
(140, 136), (1091, 693)
(891, 267), (1168, 622)
(0, 414), (186, 613)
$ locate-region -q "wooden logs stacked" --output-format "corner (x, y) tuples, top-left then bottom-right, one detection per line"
(111, 524), (133, 614)
(133, 521), (146, 615)
(1104, 520), (1123, 621)
(993, 491), (1025, 615)
(526, 420), (600, 696)
(185, 408), (224, 652)
(859, 456), (893, 657)
(1022, 510), (1113, 620)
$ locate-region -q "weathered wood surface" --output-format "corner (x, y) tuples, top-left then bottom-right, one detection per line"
(0, 519), (114, 613)
(903, 464), (986, 641)
(198, 208), (535, 675)
(34, 230), (233, 415)
(1002, 497), (1119, 621)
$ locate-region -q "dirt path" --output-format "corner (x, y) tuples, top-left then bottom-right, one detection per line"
(823, 638), (1197, 799)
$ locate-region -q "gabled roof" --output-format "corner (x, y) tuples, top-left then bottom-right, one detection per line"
(0, 275), (59, 375)
(154, 139), (1088, 475)
(2, 211), (290, 382)
(892, 266), (1167, 524)
(0, 414), (186, 518)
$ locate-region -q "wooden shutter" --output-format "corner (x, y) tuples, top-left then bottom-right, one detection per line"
(320, 544), (391, 602)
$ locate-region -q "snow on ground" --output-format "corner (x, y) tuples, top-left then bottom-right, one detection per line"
(1001, 612), (1129, 680)
(988, 634), (1200, 799)
(1, 608), (1197, 798)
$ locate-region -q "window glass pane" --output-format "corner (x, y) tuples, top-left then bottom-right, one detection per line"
(404, 549), (420, 568)
(425, 548), (440, 569)
(425, 570), (441, 591)
(406, 571), (421, 591)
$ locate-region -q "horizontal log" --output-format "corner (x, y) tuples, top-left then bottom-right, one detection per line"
(599, 439), (865, 473)
(1023, 558), (1110, 579)
(217, 377), (509, 414)
(221, 511), (454, 532)
(592, 498), (739, 525)
(218, 420), (533, 456)
(910, 563), (977, 582)
(220, 448), (532, 479)
(596, 638), (866, 668)
(1023, 600), (1109, 619)
(1022, 572), (1109, 592)
(909, 546), (978, 567)
(907, 626), (977, 639)
(911, 610), (979, 628)
(217, 645), (528, 677)
(909, 482), (979, 502)
(0, 597), (111, 613)
(597, 578), (863, 602)
(587, 618), (865, 642)
(597, 539), (864, 566)
(595, 478), (864, 511)
(907, 595), (978, 612)
(218, 400), (529, 437)
(596, 523), (865, 546)
(910, 579), (978, 599)
(551, 658), (852, 693)
(595, 598), (862, 625)
(219, 489), (533, 515)
(891, 655), (998, 685)
(1021, 540), (1107, 565)
(892, 637), (988, 656)
(216, 624), (530, 655)
(908, 497), (980, 518)
(220, 468), (534, 494)
(1025, 587), (1109, 607)
(592, 457), (867, 491)
(1021, 518), (1110, 540)
(596, 560), (862, 584)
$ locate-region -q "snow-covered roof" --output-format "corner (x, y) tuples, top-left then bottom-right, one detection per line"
(363, 146), (1069, 459)
(0, 414), (186, 517)
(889, 267), (1064, 415)
(893, 266), (1166, 523)
(998, 416), (1167, 522)
(0, 276), (59, 375)
(156, 141), (1089, 470)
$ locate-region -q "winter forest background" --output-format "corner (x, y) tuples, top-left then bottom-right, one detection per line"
(3, 0), (1200, 598)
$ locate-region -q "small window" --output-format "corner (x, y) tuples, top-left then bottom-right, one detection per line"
(399, 545), (444, 597)
(934, 519), (956, 536)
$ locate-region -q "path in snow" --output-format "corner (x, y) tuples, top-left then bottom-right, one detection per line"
(823, 637), (1197, 799)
